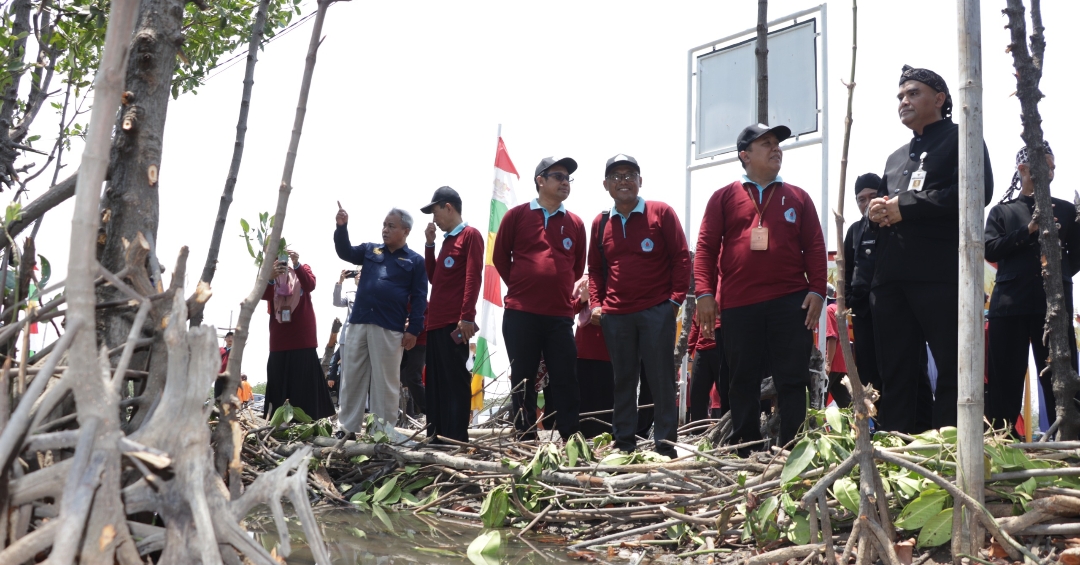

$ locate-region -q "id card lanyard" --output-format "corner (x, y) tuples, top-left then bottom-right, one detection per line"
(906, 152), (928, 192)
(746, 184), (777, 251)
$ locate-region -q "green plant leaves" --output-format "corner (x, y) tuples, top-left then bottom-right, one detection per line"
(832, 477), (860, 513)
(825, 406), (844, 433)
(480, 485), (510, 528)
(785, 513), (811, 544)
(781, 438), (817, 484)
(372, 476), (398, 505)
(916, 508), (953, 548)
(466, 530), (501, 565)
(895, 490), (948, 530)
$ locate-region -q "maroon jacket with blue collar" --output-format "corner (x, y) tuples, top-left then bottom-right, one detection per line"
(694, 180), (827, 310)
(588, 200), (690, 315)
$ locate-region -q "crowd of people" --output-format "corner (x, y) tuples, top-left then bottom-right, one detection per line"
(223, 63), (1074, 455)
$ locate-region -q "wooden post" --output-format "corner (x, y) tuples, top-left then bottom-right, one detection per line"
(755, 0), (768, 123)
(956, 0), (987, 557)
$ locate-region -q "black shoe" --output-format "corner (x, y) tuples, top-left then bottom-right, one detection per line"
(657, 449), (678, 459)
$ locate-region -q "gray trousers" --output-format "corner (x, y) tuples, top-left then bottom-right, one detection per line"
(339, 323), (403, 433)
(601, 301), (678, 454)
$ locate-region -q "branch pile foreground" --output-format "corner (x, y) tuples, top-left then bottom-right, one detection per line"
(233, 407), (1080, 564)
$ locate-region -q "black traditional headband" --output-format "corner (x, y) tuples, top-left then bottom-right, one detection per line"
(899, 64), (953, 119)
(1001, 140), (1053, 203)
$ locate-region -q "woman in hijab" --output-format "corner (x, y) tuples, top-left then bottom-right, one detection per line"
(262, 249), (335, 420)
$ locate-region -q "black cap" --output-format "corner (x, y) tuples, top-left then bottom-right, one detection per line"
(736, 123), (792, 152)
(534, 156), (578, 179)
(420, 186), (462, 214)
(853, 173), (882, 197)
(604, 154), (640, 177)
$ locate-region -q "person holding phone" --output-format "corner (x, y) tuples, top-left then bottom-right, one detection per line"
(420, 186), (484, 443)
(334, 204), (428, 435)
(261, 249), (335, 421)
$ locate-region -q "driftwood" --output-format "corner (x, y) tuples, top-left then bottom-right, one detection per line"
(1003, 0), (1080, 440)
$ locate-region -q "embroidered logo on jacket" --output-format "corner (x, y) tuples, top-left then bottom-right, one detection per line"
(562, 237), (573, 250)
(444, 256), (455, 268)
(641, 238), (654, 252)
(784, 208), (797, 223)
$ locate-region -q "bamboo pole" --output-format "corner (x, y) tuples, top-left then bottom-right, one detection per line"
(956, 0), (987, 557)
(754, 0), (768, 123)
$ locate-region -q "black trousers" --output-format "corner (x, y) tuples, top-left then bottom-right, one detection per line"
(577, 358), (614, 438)
(987, 313), (1079, 430)
(636, 365), (656, 438)
(425, 325), (472, 443)
(503, 309), (580, 440)
(690, 344), (730, 421)
(399, 344), (426, 417)
(601, 301), (678, 455)
(827, 371), (851, 408)
(850, 304), (882, 393)
(871, 281), (959, 433)
(721, 291), (812, 449)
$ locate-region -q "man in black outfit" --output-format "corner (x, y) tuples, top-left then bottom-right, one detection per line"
(842, 173), (883, 394)
(866, 65), (993, 433)
(985, 141), (1079, 432)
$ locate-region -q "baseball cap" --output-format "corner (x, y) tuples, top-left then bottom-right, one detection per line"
(534, 156), (578, 179)
(420, 186), (462, 214)
(604, 154), (640, 177)
(736, 123), (792, 152)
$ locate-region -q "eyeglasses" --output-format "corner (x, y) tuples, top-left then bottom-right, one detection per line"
(543, 172), (574, 183)
(606, 172), (639, 183)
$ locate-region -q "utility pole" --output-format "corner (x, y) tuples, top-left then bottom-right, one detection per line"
(956, 0), (986, 557)
(755, 0), (768, 123)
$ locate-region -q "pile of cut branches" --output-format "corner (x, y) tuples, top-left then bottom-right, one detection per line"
(233, 406), (1080, 564)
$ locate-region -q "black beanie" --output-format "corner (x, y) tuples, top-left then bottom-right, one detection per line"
(853, 173), (882, 197)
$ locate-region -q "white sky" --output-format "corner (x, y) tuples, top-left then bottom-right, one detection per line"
(22, 0), (1080, 384)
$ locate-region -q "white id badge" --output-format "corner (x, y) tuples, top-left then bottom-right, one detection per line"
(907, 169), (927, 192)
(750, 226), (769, 251)
(907, 152), (928, 192)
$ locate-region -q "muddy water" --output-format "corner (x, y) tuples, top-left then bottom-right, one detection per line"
(245, 506), (584, 564)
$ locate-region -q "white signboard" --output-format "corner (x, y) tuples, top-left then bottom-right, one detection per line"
(696, 19), (819, 158)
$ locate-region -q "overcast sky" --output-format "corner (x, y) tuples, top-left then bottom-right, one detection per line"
(24, 0), (1080, 384)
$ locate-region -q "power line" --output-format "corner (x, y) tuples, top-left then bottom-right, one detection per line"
(202, 3), (318, 83)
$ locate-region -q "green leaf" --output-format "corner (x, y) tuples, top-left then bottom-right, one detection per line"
(894, 490), (948, 530)
(785, 513), (811, 545)
(781, 438), (817, 484)
(480, 485), (510, 528)
(346, 527), (366, 538)
(893, 476), (923, 499)
(372, 476), (398, 504)
(825, 406), (844, 433)
(832, 477), (860, 513)
(466, 530), (501, 565)
(291, 405), (312, 423)
(26, 135), (39, 142)
(371, 504), (394, 530)
(240, 218), (250, 232)
(403, 476), (434, 493)
(267, 404), (289, 428)
(350, 454), (369, 465)
(38, 255), (50, 290)
(566, 437), (580, 467)
(917, 508), (953, 548)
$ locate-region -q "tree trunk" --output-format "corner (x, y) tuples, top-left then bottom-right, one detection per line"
(1004, 0), (1080, 440)
(755, 0), (769, 124)
(212, 0), (336, 489)
(0, 0), (32, 191)
(98, 0), (186, 351)
(191, 0), (272, 328)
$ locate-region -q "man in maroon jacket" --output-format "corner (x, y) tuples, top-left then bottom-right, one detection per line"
(493, 156), (586, 441)
(695, 124), (827, 453)
(420, 186), (484, 443)
(588, 154), (690, 458)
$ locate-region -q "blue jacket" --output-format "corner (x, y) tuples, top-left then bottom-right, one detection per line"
(334, 225), (428, 335)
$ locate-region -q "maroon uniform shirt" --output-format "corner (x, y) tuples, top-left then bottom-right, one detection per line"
(425, 225), (484, 331)
(261, 264), (318, 352)
(588, 199), (690, 314)
(694, 180), (827, 310)
(492, 202), (587, 318)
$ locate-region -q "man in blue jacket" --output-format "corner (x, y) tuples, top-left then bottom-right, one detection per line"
(334, 204), (428, 433)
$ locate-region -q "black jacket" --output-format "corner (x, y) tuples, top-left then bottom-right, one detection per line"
(843, 216), (877, 310)
(985, 194), (1079, 317)
(872, 119), (994, 287)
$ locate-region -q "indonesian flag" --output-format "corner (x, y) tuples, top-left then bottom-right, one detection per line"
(471, 136), (519, 409)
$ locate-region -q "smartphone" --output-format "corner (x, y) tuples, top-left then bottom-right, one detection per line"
(344, 270), (359, 278)
(451, 330), (464, 344)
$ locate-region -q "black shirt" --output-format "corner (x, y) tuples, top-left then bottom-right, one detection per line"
(872, 119), (994, 286)
(843, 215), (877, 309)
(985, 194), (1079, 317)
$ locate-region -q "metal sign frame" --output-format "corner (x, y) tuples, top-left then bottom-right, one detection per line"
(680, 4), (829, 424)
